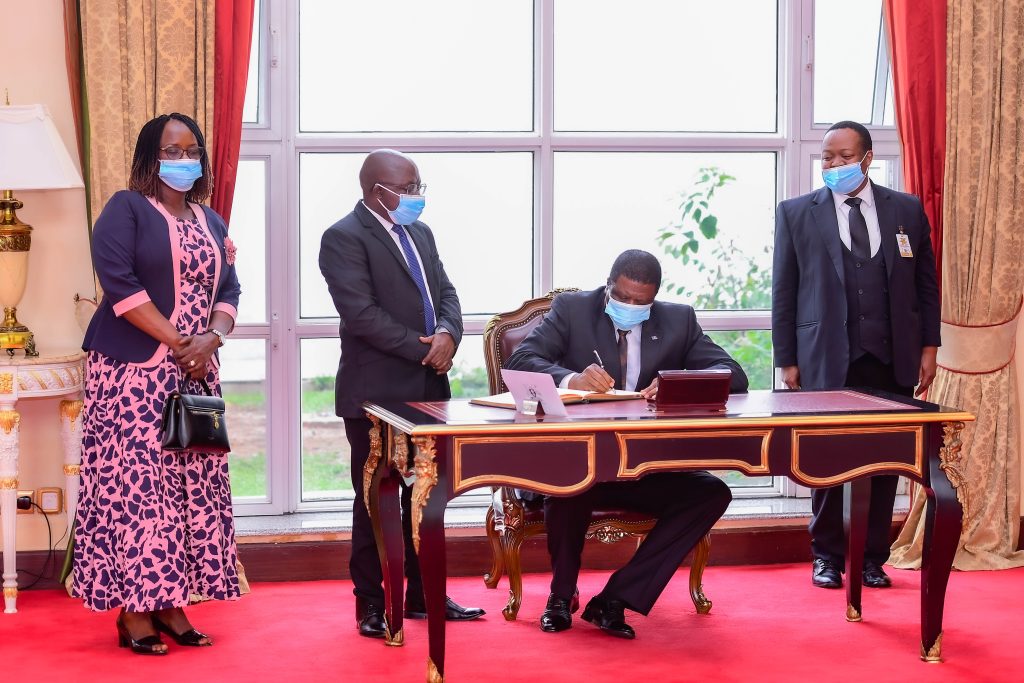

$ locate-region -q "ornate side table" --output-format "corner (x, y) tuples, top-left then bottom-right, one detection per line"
(0, 351), (85, 613)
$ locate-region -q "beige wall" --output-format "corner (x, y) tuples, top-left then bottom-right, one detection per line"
(4, 0), (94, 550)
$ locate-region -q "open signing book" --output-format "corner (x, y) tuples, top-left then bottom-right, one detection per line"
(470, 369), (643, 413)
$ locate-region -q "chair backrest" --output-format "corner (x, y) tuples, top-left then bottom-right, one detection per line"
(482, 288), (580, 394)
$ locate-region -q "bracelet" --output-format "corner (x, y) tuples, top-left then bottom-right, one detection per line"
(206, 329), (226, 347)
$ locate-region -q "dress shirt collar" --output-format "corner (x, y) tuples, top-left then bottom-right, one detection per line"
(831, 180), (876, 211)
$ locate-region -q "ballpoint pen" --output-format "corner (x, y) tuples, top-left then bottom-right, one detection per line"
(593, 349), (604, 367)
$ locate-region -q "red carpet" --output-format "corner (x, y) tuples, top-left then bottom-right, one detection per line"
(3, 563), (1021, 682)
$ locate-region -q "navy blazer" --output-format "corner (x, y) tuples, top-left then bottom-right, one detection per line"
(505, 287), (748, 393)
(771, 183), (941, 389)
(319, 201), (463, 418)
(83, 191), (241, 365)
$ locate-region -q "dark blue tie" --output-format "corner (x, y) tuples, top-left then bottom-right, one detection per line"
(392, 224), (436, 335)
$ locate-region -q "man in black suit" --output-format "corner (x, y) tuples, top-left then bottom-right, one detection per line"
(772, 121), (941, 590)
(506, 249), (747, 638)
(319, 149), (484, 637)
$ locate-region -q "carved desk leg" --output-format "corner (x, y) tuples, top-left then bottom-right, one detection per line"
(411, 435), (446, 683)
(364, 415), (406, 646)
(843, 478), (870, 622)
(0, 407), (21, 613)
(59, 399), (84, 537)
(920, 421), (966, 662)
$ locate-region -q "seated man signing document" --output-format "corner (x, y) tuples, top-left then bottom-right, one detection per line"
(505, 249), (748, 638)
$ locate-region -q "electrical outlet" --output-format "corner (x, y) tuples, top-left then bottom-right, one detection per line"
(36, 487), (63, 514)
(17, 490), (34, 514)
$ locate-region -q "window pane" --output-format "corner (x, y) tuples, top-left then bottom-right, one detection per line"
(883, 76), (896, 126)
(706, 330), (773, 392)
(299, 0), (533, 132)
(301, 337), (349, 502)
(450, 334), (489, 399)
(813, 0), (887, 124)
(300, 152), (533, 318)
(811, 157), (893, 190)
(553, 153), (776, 310)
(222, 339), (268, 500)
(555, 0), (777, 132)
(242, 0), (261, 124)
(231, 159), (268, 324)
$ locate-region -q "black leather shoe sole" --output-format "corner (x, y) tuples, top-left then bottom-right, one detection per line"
(405, 602), (486, 621)
(357, 619), (386, 638)
(862, 571), (892, 588)
(580, 604), (635, 639)
(539, 612), (572, 633)
(812, 560), (843, 589)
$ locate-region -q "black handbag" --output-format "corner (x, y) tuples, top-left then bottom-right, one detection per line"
(160, 378), (231, 453)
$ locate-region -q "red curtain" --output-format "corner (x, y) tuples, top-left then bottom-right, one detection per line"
(883, 0), (946, 289)
(211, 0), (256, 223)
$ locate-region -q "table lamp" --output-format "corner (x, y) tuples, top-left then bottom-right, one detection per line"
(0, 101), (84, 356)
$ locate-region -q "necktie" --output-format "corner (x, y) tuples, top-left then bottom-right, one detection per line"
(845, 197), (871, 258)
(391, 224), (436, 335)
(617, 329), (630, 390)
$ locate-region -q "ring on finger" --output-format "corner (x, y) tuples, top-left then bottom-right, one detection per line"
(188, 360), (196, 368)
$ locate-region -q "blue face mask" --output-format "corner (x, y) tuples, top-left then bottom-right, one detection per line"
(821, 155), (868, 195)
(158, 159), (203, 193)
(377, 184), (426, 225)
(605, 293), (653, 330)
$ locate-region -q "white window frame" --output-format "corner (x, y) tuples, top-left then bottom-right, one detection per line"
(234, 0), (902, 515)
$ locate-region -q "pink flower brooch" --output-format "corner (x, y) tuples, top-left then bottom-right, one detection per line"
(224, 236), (237, 265)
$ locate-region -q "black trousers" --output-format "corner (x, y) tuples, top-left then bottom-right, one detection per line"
(544, 471), (731, 615)
(344, 416), (421, 606)
(809, 353), (914, 566)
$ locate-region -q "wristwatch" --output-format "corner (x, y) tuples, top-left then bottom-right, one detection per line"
(206, 329), (226, 347)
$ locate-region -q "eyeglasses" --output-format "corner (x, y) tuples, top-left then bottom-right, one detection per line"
(381, 182), (427, 196)
(160, 145), (205, 160)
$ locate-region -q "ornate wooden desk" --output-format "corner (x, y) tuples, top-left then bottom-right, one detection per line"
(0, 351), (85, 613)
(363, 389), (974, 682)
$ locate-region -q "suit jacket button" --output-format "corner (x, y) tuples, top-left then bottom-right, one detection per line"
(859, 315), (865, 321)
(858, 288), (864, 295)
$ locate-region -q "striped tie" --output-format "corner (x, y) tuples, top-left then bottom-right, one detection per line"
(391, 224), (436, 335)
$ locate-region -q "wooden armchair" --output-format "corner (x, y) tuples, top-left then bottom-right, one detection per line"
(481, 289), (713, 620)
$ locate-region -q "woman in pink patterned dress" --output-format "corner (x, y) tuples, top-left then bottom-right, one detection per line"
(74, 114), (242, 655)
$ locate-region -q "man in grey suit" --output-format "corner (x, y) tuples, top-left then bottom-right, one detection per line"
(319, 149), (484, 638)
(772, 121), (941, 590)
(506, 249), (747, 638)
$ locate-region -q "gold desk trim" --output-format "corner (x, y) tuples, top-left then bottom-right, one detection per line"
(790, 425), (924, 486)
(452, 434), (596, 495)
(363, 404), (975, 439)
(615, 429), (772, 478)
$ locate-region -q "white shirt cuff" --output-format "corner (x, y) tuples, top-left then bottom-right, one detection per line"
(559, 373), (577, 389)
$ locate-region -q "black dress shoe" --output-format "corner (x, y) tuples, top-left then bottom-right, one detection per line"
(863, 561), (892, 588)
(812, 558), (843, 589)
(355, 597), (386, 638)
(539, 593), (575, 633)
(405, 596), (486, 621)
(581, 596), (635, 639)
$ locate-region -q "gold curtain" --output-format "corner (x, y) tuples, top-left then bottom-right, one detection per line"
(889, 0), (1024, 570)
(80, 0), (215, 226)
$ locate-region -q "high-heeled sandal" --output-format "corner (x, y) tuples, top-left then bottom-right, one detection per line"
(152, 615), (213, 647)
(116, 612), (168, 655)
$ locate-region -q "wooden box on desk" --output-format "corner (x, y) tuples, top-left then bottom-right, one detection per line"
(653, 368), (732, 412)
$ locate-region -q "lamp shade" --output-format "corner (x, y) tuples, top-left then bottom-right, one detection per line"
(0, 104), (84, 190)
